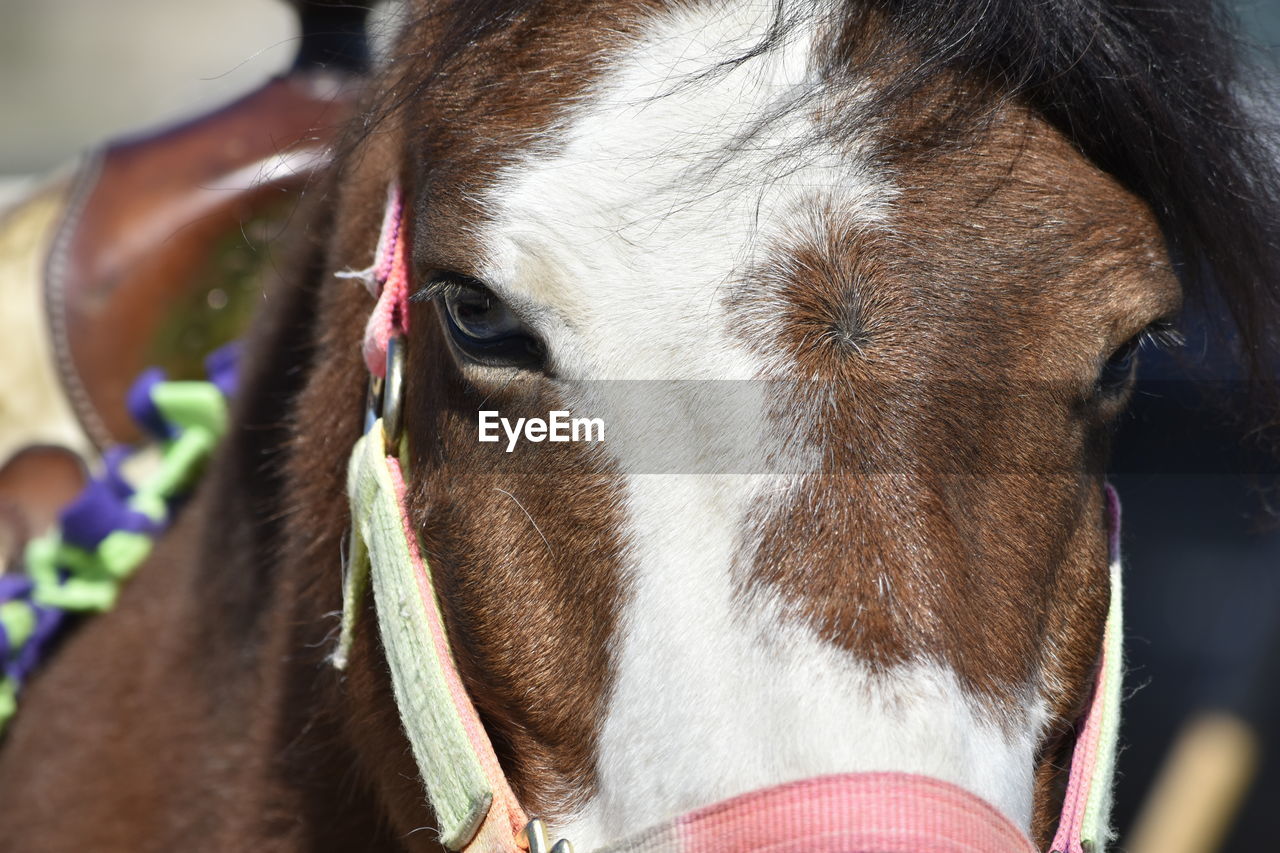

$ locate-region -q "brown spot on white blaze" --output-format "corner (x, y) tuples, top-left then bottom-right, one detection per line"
(741, 97), (1178, 844)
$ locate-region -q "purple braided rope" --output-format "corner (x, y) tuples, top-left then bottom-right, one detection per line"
(8, 606), (66, 685)
(1, 344), (239, 711)
(125, 367), (172, 440)
(59, 478), (159, 551)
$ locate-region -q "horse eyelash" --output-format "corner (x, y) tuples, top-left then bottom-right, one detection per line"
(411, 277), (468, 303)
(411, 271), (498, 304)
(1140, 321), (1185, 351)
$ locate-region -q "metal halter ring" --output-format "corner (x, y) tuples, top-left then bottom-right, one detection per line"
(382, 334), (406, 456)
(520, 818), (574, 853)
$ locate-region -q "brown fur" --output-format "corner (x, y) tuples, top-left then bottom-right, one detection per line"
(745, 99), (1177, 843)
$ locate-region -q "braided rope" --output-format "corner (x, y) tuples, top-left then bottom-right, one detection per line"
(0, 344), (237, 733)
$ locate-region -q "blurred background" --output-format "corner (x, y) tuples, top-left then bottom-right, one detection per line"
(0, 0), (399, 205)
(0, 2), (1278, 852)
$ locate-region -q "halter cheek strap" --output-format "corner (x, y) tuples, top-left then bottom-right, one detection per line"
(345, 422), (528, 850)
(336, 183), (1125, 853)
(358, 182), (412, 379)
(1049, 485), (1124, 853)
(336, 183), (527, 851)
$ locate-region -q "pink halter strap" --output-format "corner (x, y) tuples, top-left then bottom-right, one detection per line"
(601, 773), (1037, 853)
(362, 183), (411, 378)
(1047, 484), (1124, 853)
(353, 183), (1123, 853)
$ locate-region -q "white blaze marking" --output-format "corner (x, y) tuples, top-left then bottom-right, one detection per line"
(473, 0), (1044, 845)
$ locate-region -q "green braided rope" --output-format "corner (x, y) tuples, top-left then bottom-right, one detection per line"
(0, 379), (229, 734)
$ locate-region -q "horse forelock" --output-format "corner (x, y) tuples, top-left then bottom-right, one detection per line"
(310, 0), (1185, 846)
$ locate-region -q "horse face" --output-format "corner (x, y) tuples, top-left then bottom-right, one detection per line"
(325, 0), (1178, 846)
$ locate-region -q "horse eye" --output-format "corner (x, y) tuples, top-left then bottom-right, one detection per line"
(438, 281), (545, 367)
(1096, 322), (1180, 397)
(1097, 336), (1141, 395)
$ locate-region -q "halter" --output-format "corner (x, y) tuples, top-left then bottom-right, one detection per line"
(334, 184), (1125, 853)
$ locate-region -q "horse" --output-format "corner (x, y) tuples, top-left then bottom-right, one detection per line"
(1, 0), (1278, 850)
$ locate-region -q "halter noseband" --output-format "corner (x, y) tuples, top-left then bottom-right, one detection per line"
(335, 183), (1124, 853)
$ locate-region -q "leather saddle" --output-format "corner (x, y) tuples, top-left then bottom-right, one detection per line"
(0, 0), (369, 567)
(45, 71), (356, 448)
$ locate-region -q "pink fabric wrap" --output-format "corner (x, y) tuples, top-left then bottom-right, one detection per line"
(363, 183), (410, 377)
(602, 773), (1037, 853)
(1048, 483), (1122, 853)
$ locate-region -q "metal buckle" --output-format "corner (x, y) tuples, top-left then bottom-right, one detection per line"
(520, 818), (574, 853)
(382, 334), (406, 456)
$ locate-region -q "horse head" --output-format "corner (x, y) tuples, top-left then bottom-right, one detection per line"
(10, 1), (1277, 850)
(268, 1), (1237, 847)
